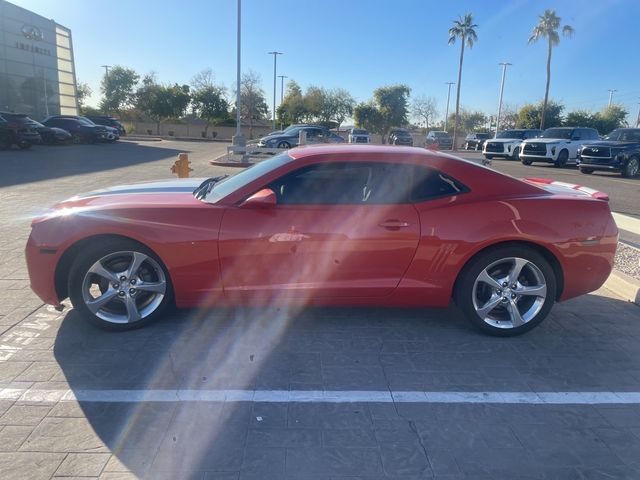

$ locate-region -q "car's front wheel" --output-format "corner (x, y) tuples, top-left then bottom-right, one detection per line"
(623, 156), (639, 178)
(72, 133), (83, 144)
(455, 245), (556, 336)
(580, 168), (594, 174)
(17, 140), (32, 150)
(277, 141), (291, 149)
(521, 158), (532, 166)
(512, 147), (520, 161)
(68, 239), (173, 330)
(554, 149), (569, 168)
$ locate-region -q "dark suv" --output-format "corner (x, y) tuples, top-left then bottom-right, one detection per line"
(577, 128), (640, 178)
(42, 116), (115, 144)
(0, 112), (42, 149)
(464, 132), (491, 150)
(85, 115), (126, 136)
(425, 131), (453, 149)
(388, 128), (413, 146)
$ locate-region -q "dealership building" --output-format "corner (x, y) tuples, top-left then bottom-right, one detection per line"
(0, 0), (78, 119)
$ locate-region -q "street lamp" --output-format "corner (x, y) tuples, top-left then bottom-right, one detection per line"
(444, 82), (455, 132)
(495, 62), (512, 136)
(101, 65), (111, 114)
(268, 51), (283, 131)
(608, 89), (617, 107)
(232, 0), (244, 147)
(277, 75), (287, 103)
(636, 102), (640, 127)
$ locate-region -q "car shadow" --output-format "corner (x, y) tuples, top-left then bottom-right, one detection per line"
(0, 141), (190, 188)
(52, 292), (640, 478)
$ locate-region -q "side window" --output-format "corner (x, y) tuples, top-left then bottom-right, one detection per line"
(267, 162), (413, 205)
(410, 165), (466, 202)
(589, 129), (599, 140)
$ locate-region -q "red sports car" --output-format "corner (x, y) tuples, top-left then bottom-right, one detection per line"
(25, 145), (618, 336)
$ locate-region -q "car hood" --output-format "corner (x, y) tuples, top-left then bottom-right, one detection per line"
(524, 138), (571, 144)
(35, 179), (208, 221)
(486, 138), (522, 144)
(583, 140), (639, 148)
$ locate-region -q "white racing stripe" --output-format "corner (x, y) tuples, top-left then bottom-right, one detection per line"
(4, 388), (640, 404)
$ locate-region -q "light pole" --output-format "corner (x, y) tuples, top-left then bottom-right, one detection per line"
(277, 75), (287, 130)
(636, 102), (640, 127)
(608, 89), (617, 107)
(444, 82), (455, 132)
(268, 51), (283, 131)
(101, 65), (111, 113)
(232, 0), (244, 147)
(495, 62), (512, 136)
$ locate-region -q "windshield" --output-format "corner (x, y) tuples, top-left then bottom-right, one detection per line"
(433, 132), (449, 138)
(605, 129), (640, 142)
(203, 152), (293, 203)
(496, 130), (525, 139)
(541, 128), (572, 139)
(352, 129), (367, 135)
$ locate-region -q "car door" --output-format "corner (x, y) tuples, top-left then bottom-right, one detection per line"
(218, 161), (420, 301)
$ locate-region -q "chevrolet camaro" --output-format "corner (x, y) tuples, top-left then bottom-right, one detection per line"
(25, 145), (618, 336)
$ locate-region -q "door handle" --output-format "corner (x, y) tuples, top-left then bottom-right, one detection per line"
(378, 220), (410, 230)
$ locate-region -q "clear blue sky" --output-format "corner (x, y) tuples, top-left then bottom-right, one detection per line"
(14, 0), (640, 123)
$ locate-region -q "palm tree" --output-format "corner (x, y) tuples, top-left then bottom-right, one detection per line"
(448, 13), (478, 150)
(528, 9), (574, 129)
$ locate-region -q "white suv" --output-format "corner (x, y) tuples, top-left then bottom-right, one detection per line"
(520, 127), (600, 167)
(483, 129), (541, 160)
(348, 128), (371, 144)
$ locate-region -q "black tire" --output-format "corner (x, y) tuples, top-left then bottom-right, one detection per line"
(454, 245), (556, 337)
(512, 147), (520, 161)
(521, 159), (532, 166)
(622, 156), (639, 178)
(17, 141), (32, 150)
(72, 133), (83, 144)
(580, 168), (594, 175)
(277, 141), (291, 149)
(554, 149), (569, 168)
(484, 155), (493, 160)
(68, 238), (173, 331)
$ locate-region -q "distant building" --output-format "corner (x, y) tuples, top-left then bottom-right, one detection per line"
(0, 0), (78, 119)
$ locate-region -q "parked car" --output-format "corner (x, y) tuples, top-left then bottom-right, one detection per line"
(520, 127), (600, 167)
(257, 125), (330, 149)
(464, 132), (491, 150)
(483, 129), (542, 160)
(328, 132), (345, 143)
(348, 128), (371, 144)
(42, 117), (116, 144)
(388, 128), (413, 146)
(0, 112), (42, 149)
(267, 124), (311, 136)
(26, 145), (617, 337)
(85, 115), (126, 136)
(425, 131), (453, 150)
(577, 128), (640, 178)
(34, 122), (73, 145)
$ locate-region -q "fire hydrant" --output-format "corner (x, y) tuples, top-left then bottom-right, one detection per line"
(171, 153), (193, 178)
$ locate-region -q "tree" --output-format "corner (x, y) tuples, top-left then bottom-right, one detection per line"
(76, 81), (92, 109)
(190, 69), (228, 136)
(497, 103), (518, 131)
(373, 84), (411, 141)
(236, 70), (269, 138)
(595, 105), (628, 134)
(327, 88), (355, 129)
(446, 109), (487, 132)
(516, 100), (564, 129)
(448, 13), (478, 149)
(100, 66), (139, 113)
(353, 103), (384, 135)
(412, 95), (438, 129)
(564, 109), (594, 128)
(136, 75), (191, 134)
(528, 9), (574, 129)
(277, 80), (306, 125)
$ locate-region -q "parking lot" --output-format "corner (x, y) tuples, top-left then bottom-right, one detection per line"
(1, 139), (639, 479)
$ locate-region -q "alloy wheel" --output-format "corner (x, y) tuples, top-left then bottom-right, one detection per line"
(81, 251), (166, 324)
(472, 257), (547, 329)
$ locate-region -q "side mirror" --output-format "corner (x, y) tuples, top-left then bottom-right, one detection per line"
(241, 188), (277, 208)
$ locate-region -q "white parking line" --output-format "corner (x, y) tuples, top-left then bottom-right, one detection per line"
(613, 212), (640, 235)
(4, 388), (640, 404)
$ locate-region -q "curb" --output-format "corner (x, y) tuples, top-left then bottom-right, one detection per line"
(603, 269), (640, 306)
(122, 136), (163, 142)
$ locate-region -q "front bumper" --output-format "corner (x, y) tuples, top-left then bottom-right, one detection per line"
(520, 153), (555, 163)
(25, 235), (62, 308)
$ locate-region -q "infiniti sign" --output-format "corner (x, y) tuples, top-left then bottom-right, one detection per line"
(21, 24), (43, 41)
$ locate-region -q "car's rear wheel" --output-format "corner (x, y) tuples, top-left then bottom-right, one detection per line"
(512, 147), (520, 161)
(277, 141), (290, 149)
(68, 239), (173, 331)
(484, 155), (493, 160)
(521, 159), (532, 166)
(623, 156), (639, 178)
(580, 168), (594, 174)
(455, 245), (556, 336)
(554, 149), (569, 168)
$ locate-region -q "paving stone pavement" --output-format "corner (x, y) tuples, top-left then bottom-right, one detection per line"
(0, 141), (640, 479)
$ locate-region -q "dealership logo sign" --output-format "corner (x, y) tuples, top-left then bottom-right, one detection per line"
(21, 24), (43, 41)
